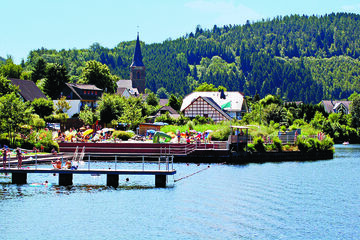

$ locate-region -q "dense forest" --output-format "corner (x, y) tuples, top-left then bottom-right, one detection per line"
(6, 13), (360, 103)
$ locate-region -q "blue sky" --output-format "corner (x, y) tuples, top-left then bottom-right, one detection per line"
(2, 0), (360, 63)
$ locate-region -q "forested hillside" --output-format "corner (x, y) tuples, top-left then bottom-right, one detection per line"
(24, 13), (360, 103)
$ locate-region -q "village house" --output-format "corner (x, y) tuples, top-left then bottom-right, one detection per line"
(320, 100), (351, 114)
(180, 91), (248, 122)
(55, 83), (103, 117)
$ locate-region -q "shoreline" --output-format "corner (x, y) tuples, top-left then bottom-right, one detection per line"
(58, 142), (334, 165)
(176, 150), (334, 164)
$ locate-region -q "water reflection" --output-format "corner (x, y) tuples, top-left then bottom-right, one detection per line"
(0, 180), (174, 201)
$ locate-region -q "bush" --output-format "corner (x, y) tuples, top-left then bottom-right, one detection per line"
(186, 120), (195, 130)
(247, 143), (255, 152)
(28, 130), (59, 152)
(297, 134), (334, 152)
(155, 112), (177, 125)
(283, 144), (291, 151)
(297, 135), (310, 152)
(253, 136), (266, 152)
(280, 125), (287, 132)
(175, 115), (190, 125)
(112, 131), (134, 140)
(209, 127), (231, 141)
(272, 136), (283, 152)
(194, 115), (208, 125)
(307, 138), (320, 152)
(319, 136), (334, 151)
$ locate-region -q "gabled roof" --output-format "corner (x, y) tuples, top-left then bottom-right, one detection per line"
(68, 83), (102, 91)
(9, 78), (47, 101)
(157, 106), (178, 115)
(117, 80), (132, 89)
(155, 106), (180, 119)
(64, 83), (102, 100)
(130, 33), (144, 67)
(117, 88), (129, 96)
(116, 80), (139, 96)
(159, 98), (169, 106)
(180, 91), (246, 112)
(321, 100), (351, 113)
(183, 96), (232, 121)
(201, 97), (232, 121)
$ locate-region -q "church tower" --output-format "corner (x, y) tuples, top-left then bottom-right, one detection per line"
(130, 33), (146, 94)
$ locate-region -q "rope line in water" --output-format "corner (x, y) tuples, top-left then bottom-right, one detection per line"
(174, 162), (225, 182)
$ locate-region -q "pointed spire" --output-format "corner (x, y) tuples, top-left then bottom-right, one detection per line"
(130, 33), (144, 67)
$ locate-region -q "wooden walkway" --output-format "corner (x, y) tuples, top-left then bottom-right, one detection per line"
(0, 168), (176, 188)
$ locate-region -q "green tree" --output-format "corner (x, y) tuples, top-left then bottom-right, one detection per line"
(0, 75), (19, 96)
(118, 99), (144, 130)
(79, 105), (99, 126)
(195, 82), (217, 91)
(55, 96), (71, 114)
(97, 93), (125, 123)
(156, 87), (169, 99)
(350, 95), (360, 128)
(168, 94), (181, 111)
(32, 57), (47, 82)
(348, 91), (359, 101)
(146, 92), (159, 107)
(0, 92), (32, 146)
(80, 60), (118, 93)
(43, 63), (69, 99)
(29, 114), (46, 130)
(20, 71), (32, 80)
(0, 58), (23, 79)
(31, 98), (54, 118)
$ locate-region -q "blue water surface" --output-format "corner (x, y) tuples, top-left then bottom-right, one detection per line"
(0, 144), (359, 240)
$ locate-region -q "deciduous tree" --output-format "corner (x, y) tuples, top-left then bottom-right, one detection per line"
(80, 60), (118, 93)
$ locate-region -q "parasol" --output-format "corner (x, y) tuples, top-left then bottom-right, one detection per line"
(83, 129), (93, 136)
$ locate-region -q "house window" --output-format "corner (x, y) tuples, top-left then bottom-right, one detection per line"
(95, 91), (97, 95)
(137, 71), (140, 79)
(84, 90), (86, 94)
(91, 91), (94, 95)
(88, 91), (90, 94)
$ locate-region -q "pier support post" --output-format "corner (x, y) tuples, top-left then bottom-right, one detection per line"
(59, 173), (73, 186)
(12, 172), (27, 184)
(155, 175), (167, 188)
(107, 174), (119, 188)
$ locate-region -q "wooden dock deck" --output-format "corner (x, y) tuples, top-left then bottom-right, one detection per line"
(0, 168), (176, 188)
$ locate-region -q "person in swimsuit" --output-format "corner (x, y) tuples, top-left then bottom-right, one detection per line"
(52, 159), (62, 169)
(2, 147), (7, 169)
(16, 148), (22, 169)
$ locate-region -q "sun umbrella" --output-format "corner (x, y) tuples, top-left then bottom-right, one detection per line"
(83, 129), (93, 136)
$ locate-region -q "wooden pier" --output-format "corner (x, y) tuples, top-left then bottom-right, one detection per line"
(0, 168), (176, 188)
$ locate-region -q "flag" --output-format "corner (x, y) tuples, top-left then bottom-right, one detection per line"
(221, 101), (231, 109)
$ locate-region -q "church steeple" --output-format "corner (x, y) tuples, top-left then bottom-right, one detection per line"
(130, 33), (144, 67)
(130, 33), (146, 94)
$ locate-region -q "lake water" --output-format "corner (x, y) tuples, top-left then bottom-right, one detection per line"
(0, 144), (359, 240)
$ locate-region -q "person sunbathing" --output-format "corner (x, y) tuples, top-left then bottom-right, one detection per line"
(52, 159), (62, 169)
(63, 160), (72, 169)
